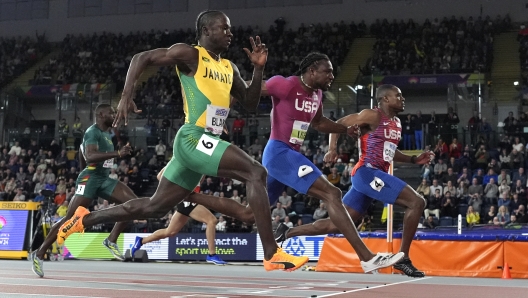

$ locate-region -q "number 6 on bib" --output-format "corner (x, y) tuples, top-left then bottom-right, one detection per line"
(197, 134), (219, 156)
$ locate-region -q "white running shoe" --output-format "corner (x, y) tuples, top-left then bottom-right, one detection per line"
(360, 252), (405, 273)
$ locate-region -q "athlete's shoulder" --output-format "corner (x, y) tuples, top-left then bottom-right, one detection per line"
(359, 108), (379, 118)
(266, 75), (297, 98)
(83, 124), (102, 143)
(84, 124), (98, 135)
(267, 75), (287, 84)
(172, 43), (198, 53)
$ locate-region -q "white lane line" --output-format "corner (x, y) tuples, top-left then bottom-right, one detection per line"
(317, 277), (433, 297)
(0, 294), (108, 298)
(0, 281), (295, 297)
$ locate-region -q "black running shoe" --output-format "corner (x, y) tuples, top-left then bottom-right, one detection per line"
(273, 223), (290, 243)
(393, 258), (425, 278)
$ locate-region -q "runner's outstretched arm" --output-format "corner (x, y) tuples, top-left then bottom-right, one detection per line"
(310, 106), (347, 134)
(325, 109), (378, 162)
(230, 37), (267, 112)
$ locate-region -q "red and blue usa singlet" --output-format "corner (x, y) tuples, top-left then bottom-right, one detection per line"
(352, 108), (402, 175)
(344, 108), (407, 214)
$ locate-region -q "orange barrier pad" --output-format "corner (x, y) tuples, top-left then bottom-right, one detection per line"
(503, 242), (528, 279)
(316, 237), (510, 278)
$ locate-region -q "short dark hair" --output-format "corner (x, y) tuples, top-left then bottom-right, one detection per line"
(375, 84), (397, 102)
(95, 103), (111, 114)
(195, 10), (224, 41)
(297, 52), (329, 75)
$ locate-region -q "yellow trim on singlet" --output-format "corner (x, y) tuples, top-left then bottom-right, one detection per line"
(176, 46), (233, 129)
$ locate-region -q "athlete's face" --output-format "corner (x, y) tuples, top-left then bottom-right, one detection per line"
(310, 60), (334, 91)
(385, 87), (405, 112)
(206, 14), (233, 51)
(101, 107), (116, 127)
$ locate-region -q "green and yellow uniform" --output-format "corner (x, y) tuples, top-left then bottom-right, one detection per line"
(163, 46), (233, 190)
(74, 124), (118, 200)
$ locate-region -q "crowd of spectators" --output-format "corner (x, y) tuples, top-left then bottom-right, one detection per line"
(30, 18), (355, 120)
(416, 109), (528, 229)
(133, 19), (355, 120)
(9, 15), (528, 235)
(32, 30), (170, 87)
(0, 34), (48, 88)
(370, 15), (511, 75)
(0, 128), (168, 233)
(519, 25), (528, 88)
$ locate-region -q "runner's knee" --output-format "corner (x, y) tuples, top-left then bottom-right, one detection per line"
(322, 185), (342, 203)
(416, 194), (426, 210)
(167, 230), (179, 237)
(402, 194), (426, 210)
(206, 216), (218, 227)
(246, 163), (267, 184)
(241, 208), (255, 225)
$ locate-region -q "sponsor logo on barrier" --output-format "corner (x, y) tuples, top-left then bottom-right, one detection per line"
(0, 216), (6, 246)
(256, 235), (327, 260)
(0, 210), (28, 251)
(124, 233), (169, 260)
(284, 237), (306, 256)
(1, 203), (27, 209)
(0, 216), (6, 231)
(168, 233), (257, 261)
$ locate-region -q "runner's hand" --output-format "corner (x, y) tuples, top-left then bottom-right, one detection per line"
(243, 36), (268, 68)
(119, 143), (132, 157)
(415, 151), (435, 165)
(346, 124), (361, 139)
(324, 150), (338, 163)
(113, 95), (142, 127)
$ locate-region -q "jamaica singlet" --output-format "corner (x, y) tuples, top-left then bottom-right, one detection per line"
(176, 46), (233, 135)
(164, 46), (234, 191)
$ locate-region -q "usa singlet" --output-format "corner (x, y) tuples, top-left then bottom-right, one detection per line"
(352, 108), (402, 175)
(267, 76), (323, 151)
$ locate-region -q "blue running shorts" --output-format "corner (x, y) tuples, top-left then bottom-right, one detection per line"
(263, 140), (322, 205)
(342, 165), (406, 214)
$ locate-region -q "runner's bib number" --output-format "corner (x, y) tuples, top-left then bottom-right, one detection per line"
(197, 134), (220, 156)
(289, 120), (310, 145)
(75, 184), (85, 195)
(383, 141), (397, 162)
(103, 158), (114, 168)
(205, 104), (230, 135)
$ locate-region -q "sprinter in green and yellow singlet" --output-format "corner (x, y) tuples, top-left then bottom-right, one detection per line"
(58, 10), (309, 272)
(32, 104), (139, 278)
